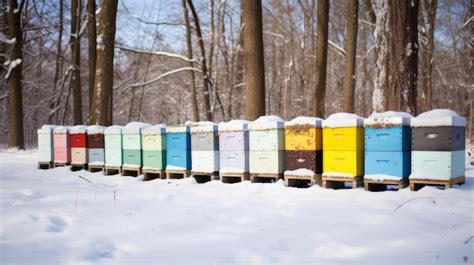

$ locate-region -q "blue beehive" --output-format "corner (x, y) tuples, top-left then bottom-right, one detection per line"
(364, 112), (413, 179)
(166, 126), (191, 171)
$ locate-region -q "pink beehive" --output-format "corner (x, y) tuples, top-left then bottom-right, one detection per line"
(53, 126), (71, 164)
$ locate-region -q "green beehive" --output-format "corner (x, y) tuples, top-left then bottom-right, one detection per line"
(142, 124), (166, 170)
(122, 122), (151, 168)
(104, 126), (123, 167)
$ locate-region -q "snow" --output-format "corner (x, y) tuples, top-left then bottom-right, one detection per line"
(365, 111), (413, 127)
(219, 167), (246, 174)
(285, 116), (322, 128)
(0, 32), (15, 44)
(1, 149), (473, 264)
(166, 165), (187, 171)
(218, 120), (250, 132)
(88, 161), (105, 166)
(249, 115), (285, 130)
(122, 163), (140, 169)
(37, 125), (57, 134)
(322, 113), (364, 128)
(122, 122), (151, 134)
(141, 124), (166, 135)
(411, 109), (467, 127)
(364, 174), (404, 181)
(322, 172), (357, 178)
(87, 125), (106, 135)
(166, 126), (189, 133)
(284, 168), (316, 176)
(187, 121), (218, 133)
(70, 125), (89, 134)
(53, 126), (71, 134)
(4, 58), (22, 80)
(104, 125), (123, 135)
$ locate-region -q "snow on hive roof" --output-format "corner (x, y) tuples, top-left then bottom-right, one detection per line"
(322, 113), (364, 128)
(54, 126), (71, 134)
(70, 125), (88, 134)
(187, 121), (218, 133)
(364, 111), (413, 127)
(104, 125), (123, 134)
(37, 125), (57, 133)
(122, 122), (152, 134)
(87, 125), (106, 134)
(166, 125), (189, 133)
(249, 115), (285, 130)
(218, 120), (250, 131)
(286, 116), (322, 128)
(284, 168), (316, 176)
(411, 109), (466, 127)
(142, 124), (166, 134)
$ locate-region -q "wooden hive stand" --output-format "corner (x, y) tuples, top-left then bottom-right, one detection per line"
(364, 178), (407, 192)
(142, 168), (166, 181)
(53, 162), (69, 168)
(220, 172), (250, 184)
(121, 166), (141, 177)
(166, 169), (191, 179)
(87, 164), (104, 173)
(104, 166), (121, 175)
(284, 174), (322, 188)
(322, 174), (363, 189)
(409, 176), (465, 191)
(38, 161), (53, 170)
(70, 163), (88, 171)
(191, 171), (219, 183)
(249, 173), (283, 183)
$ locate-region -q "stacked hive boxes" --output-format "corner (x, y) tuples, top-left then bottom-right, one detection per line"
(322, 113), (364, 181)
(364, 112), (412, 182)
(104, 126), (123, 173)
(70, 126), (89, 167)
(141, 124), (167, 174)
(410, 110), (466, 187)
(284, 117), (323, 185)
(218, 120), (250, 181)
(166, 125), (191, 175)
(190, 122), (219, 176)
(122, 122), (151, 169)
(249, 116), (285, 181)
(53, 126), (71, 165)
(37, 125), (57, 168)
(87, 125), (106, 168)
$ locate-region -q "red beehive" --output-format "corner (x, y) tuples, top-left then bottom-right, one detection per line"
(70, 126), (88, 148)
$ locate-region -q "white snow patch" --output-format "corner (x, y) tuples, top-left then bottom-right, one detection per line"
(411, 109), (466, 127)
(0, 32), (15, 44)
(142, 124), (166, 135)
(286, 116), (322, 128)
(54, 126), (71, 134)
(122, 122), (152, 134)
(322, 113), (364, 128)
(104, 125), (123, 135)
(4, 58), (22, 79)
(365, 111), (413, 127)
(218, 120), (250, 132)
(249, 116), (285, 130)
(166, 165), (187, 171)
(284, 168), (316, 176)
(364, 174), (404, 181)
(70, 125), (88, 134)
(88, 161), (104, 166)
(166, 126), (189, 133)
(187, 121), (218, 133)
(87, 125), (106, 134)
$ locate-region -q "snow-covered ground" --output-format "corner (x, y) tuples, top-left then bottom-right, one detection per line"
(0, 149), (473, 265)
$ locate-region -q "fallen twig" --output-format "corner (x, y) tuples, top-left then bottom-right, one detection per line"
(393, 197), (436, 213)
(464, 236), (473, 244)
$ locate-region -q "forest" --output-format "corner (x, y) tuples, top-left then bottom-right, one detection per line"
(0, 0), (472, 148)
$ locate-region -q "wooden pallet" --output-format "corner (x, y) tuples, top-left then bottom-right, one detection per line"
(70, 163), (88, 171)
(166, 169), (191, 179)
(409, 176), (465, 191)
(88, 164), (104, 173)
(364, 178), (407, 192)
(191, 171), (219, 183)
(220, 172), (250, 184)
(38, 161), (53, 170)
(322, 175), (363, 189)
(142, 168), (166, 181)
(249, 173), (283, 183)
(53, 162), (69, 168)
(104, 166), (121, 175)
(284, 174), (322, 188)
(122, 167), (141, 177)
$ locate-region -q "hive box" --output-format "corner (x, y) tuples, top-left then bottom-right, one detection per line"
(285, 150), (322, 174)
(70, 125), (89, 165)
(412, 127), (465, 151)
(37, 125), (57, 163)
(364, 151), (411, 178)
(190, 122), (219, 174)
(166, 126), (191, 171)
(87, 125), (106, 166)
(53, 126), (71, 164)
(411, 151), (464, 180)
(142, 124), (167, 170)
(219, 150), (249, 174)
(323, 150), (364, 177)
(104, 126), (123, 167)
(218, 120), (250, 174)
(122, 122), (151, 168)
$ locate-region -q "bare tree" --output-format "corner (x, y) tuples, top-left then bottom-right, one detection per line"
(87, 0), (97, 119)
(90, 0), (118, 125)
(70, 0), (83, 124)
(313, 0), (329, 117)
(48, 0), (64, 124)
(242, 0), (266, 120)
(341, 0), (359, 113)
(182, 0), (199, 121)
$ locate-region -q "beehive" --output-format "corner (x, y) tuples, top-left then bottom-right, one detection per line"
(141, 124), (167, 171)
(189, 121), (219, 174)
(248, 116), (285, 175)
(122, 122), (151, 168)
(53, 126), (71, 164)
(104, 125), (123, 167)
(364, 112), (413, 180)
(37, 125), (57, 164)
(87, 125), (106, 167)
(218, 120), (250, 174)
(322, 113), (364, 177)
(70, 125), (89, 166)
(166, 126), (191, 171)
(284, 117), (323, 176)
(410, 109), (466, 181)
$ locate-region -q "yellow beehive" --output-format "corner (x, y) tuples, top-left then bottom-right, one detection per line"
(323, 150), (364, 176)
(322, 127), (364, 151)
(285, 117), (322, 151)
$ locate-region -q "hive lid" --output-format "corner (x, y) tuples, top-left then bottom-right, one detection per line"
(70, 125), (88, 134)
(285, 116), (322, 128)
(87, 125), (106, 134)
(122, 122), (152, 134)
(249, 115), (285, 130)
(187, 121), (218, 133)
(142, 124), (166, 135)
(218, 120), (250, 132)
(54, 126), (72, 134)
(166, 126), (189, 133)
(411, 109), (466, 127)
(364, 111), (413, 127)
(37, 125), (57, 133)
(322, 113), (364, 128)
(104, 125), (123, 134)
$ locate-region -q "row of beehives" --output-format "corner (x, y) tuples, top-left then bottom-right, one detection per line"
(37, 109), (466, 187)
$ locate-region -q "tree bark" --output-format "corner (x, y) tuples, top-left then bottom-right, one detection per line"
(313, 0), (329, 118)
(242, 0), (266, 120)
(70, 0), (83, 124)
(87, 0), (97, 120)
(90, 0), (118, 125)
(341, 0), (358, 113)
(372, 0), (419, 114)
(48, 0), (64, 124)
(6, 0), (25, 149)
(182, 0), (199, 121)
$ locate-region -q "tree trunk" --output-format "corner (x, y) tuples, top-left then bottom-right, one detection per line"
(48, 0), (64, 124)
(6, 0), (24, 149)
(182, 0), (199, 121)
(341, 0), (359, 113)
(87, 0), (97, 120)
(372, 0), (419, 114)
(313, 0), (329, 118)
(90, 0), (118, 125)
(242, 0), (266, 120)
(187, 0), (213, 121)
(71, 0), (83, 124)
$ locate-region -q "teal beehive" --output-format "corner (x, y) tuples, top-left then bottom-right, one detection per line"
(105, 125), (123, 168)
(122, 122), (151, 168)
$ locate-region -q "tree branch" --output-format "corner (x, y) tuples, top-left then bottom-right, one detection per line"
(115, 44), (199, 64)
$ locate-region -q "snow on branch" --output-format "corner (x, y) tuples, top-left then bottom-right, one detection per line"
(130, 67), (201, 88)
(328, 40), (346, 56)
(4, 59), (22, 80)
(120, 0), (183, 27)
(115, 45), (199, 64)
(0, 33), (16, 45)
